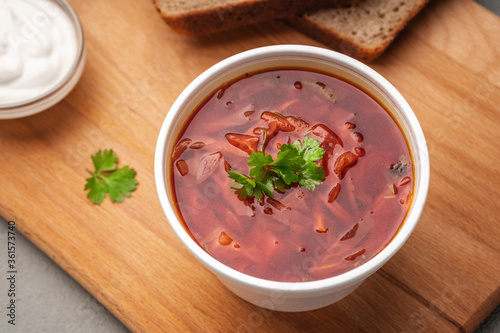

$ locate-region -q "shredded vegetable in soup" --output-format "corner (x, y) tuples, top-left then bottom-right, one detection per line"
(170, 68), (413, 282)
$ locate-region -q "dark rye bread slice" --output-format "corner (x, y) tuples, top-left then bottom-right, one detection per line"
(288, 0), (430, 62)
(153, 0), (361, 36)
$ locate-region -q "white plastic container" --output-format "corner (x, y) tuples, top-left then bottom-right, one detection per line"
(0, 0), (85, 119)
(154, 45), (430, 312)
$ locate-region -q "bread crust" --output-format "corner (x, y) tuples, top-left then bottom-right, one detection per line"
(288, 0), (430, 62)
(153, 0), (362, 36)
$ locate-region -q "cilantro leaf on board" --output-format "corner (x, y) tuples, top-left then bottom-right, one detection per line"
(228, 136), (325, 200)
(84, 149), (138, 204)
(91, 149), (117, 172)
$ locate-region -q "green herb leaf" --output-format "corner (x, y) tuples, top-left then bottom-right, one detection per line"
(248, 151), (273, 180)
(228, 169), (274, 199)
(84, 149), (138, 204)
(271, 176), (288, 193)
(256, 175), (275, 198)
(298, 162), (326, 191)
(270, 149), (302, 184)
(91, 149), (117, 171)
(84, 176), (108, 204)
(299, 136), (325, 163)
(228, 136), (325, 199)
(105, 166), (138, 202)
(228, 170), (257, 199)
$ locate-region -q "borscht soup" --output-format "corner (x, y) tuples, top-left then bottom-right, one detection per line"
(170, 67), (413, 282)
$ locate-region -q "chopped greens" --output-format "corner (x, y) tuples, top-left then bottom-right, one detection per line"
(228, 136), (325, 199)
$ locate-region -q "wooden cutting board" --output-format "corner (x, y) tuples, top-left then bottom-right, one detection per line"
(1, 0), (499, 332)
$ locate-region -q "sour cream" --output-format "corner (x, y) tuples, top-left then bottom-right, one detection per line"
(0, 0), (79, 106)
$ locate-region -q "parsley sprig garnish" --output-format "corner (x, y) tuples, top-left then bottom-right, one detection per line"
(228, 136), (326, 199)
(84, 149), (138, 204)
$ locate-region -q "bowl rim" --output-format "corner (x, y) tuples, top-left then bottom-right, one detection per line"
(0, 0), (86, 119)
(155, 44), (430, 295)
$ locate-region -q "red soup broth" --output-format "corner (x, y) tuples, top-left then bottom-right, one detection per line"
(170, 67), (413, 282)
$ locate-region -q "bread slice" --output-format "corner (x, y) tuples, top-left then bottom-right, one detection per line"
(288, 0), (430, 62)
(153, 0), (361, 36)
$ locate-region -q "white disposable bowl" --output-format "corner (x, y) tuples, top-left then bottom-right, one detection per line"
(155, 45), (429, 312)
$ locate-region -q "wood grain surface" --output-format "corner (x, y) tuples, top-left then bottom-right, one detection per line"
(1, 0), (499, 332)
